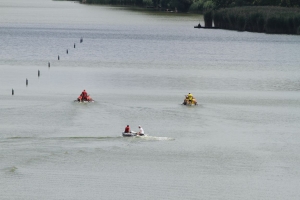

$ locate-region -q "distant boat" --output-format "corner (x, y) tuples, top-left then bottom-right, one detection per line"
(75, 94), (94, 103)
(194, 24), (219, 29)
(122, 131), (145, 137)
(182, 95), (197, 106)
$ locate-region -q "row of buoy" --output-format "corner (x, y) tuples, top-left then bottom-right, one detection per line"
(12, 37), (83, 95)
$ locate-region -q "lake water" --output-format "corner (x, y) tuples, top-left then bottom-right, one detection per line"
(1, 0), (300, 199)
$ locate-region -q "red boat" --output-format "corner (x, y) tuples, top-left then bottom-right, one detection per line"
(75, 90), (94, 103)
(76, 95), (94, 103)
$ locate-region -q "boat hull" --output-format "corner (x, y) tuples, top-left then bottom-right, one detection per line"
(74, 99), (94, 103)
(183, 99), (197, 106)
(122, 132), (137, 137)
(183, 102), (197, 106)
(75, 95), (94, 103)
(194, 26), (219, 29)
(122, 132), (144, 137)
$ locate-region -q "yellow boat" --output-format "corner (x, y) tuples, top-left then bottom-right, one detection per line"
(182, 96), (197, 106)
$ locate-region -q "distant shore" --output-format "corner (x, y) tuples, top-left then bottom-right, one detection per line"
(206, 6), (300, 35)
(69, 1), (300, 35)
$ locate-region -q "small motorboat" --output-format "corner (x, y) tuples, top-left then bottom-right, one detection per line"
(75, 95), (94, 103)
(182, 95), (197, 106)
(122, 132), (137, 137)
(122, 131), (145, 137)
(194, 23), (219, 29)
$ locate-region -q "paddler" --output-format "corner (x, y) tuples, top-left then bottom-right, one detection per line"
(187, 93), (193, 102)
(80, 90), (88, 101)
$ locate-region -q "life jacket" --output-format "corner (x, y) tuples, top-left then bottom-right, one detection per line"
(125, 127), (130, 133)
(81, 91), (87, 99)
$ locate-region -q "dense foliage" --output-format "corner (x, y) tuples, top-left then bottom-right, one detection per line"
(190, 0), (300, 13)
(212, 0), (300, 9)
(213, 6), (300, 34)
(79, 0), (300, 13)
(79, 0), (193, 11)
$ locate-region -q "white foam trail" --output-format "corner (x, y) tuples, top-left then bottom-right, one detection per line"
(140, 135), (175, 141)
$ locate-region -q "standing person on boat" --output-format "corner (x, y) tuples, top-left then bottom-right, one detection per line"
(124, 125), (131, 133)
(137, 125), (144, 136)
(187, 93), (193, 102)
(81, 90), (88, 101)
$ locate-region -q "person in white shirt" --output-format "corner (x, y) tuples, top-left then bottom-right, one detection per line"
(137, 125), (144, 136)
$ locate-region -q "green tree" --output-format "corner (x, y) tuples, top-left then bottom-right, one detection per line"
(177, 0), (194, 11)
(203, 0), (215, 9)
(212, 0), (234, 8)
(281, 0), (300, 7)
(152, 0), (160, 7)
(252, 0), (281, 6)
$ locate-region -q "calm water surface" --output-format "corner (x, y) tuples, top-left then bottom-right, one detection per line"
(1, 0), (300, 199)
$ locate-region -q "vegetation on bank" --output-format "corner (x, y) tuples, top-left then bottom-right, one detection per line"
(212, 0), (300, 9)
(190, 0), (300, 13)
(212, 6), (300, 34)
(77, 0), (300, 14)
(75, 0), (300, 35)
(199, 1), (300, 35)
(79, 0), (193, 12)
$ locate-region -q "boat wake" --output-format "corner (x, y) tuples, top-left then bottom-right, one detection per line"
(122, 135), (175, 141)
(144, 136), (175, 141)
(6, 136), (175, 142)
(6, 136), (120, 141)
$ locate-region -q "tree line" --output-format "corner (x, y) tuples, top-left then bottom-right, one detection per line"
(190, 0), (300, 13)
(212, 0), (300, 9)
(78, 0), (300, 13)
(211, 6), (300, 34)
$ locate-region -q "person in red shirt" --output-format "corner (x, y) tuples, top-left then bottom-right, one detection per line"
(124, 125), (131, 133)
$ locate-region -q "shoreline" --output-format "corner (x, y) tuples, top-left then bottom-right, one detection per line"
(70, 2), (300, 35)
(210, 6), (300, 35)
